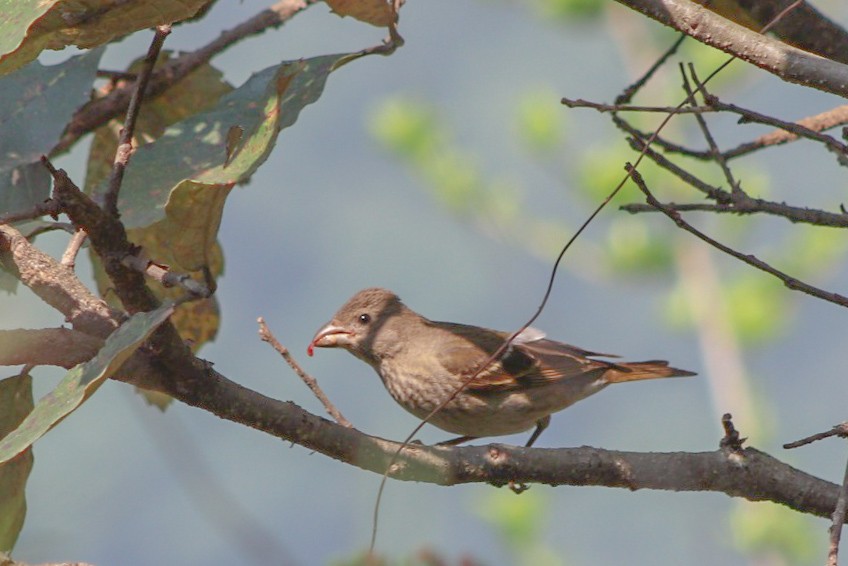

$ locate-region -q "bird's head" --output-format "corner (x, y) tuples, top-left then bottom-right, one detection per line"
(308, 288), (408, 364)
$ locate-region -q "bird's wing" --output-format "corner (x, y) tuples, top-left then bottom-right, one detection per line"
(431, 322), (616, 392)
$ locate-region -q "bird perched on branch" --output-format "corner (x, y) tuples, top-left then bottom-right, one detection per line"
(309, 288), (695, 447)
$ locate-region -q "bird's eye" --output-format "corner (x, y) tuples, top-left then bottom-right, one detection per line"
(358, 313), (371, 324)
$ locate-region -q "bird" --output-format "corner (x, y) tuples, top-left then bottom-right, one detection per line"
(308, 287), (695, 447)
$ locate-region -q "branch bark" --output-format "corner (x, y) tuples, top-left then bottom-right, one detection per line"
(614, 0), (848, 98)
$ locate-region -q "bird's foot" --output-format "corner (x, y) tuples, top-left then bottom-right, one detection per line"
(508, 480), (530, 494)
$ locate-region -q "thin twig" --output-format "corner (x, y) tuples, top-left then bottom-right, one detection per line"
(829, 454), (848, 566)
(120, 253), (213, 299)
(626, 134), (732, 203)
(621, 201), (848, 228)
(61, 229), (88, 268)
(721, 105), (848, 160)
(103, 25), (171, 218)
(616, 33), (687, 105)
(625, 163), (848, 308)
(705, 95), (848, 159)
(784, 423), (848, 449)
(562, 97), (716, 115)
(257, 317), (352, 427)
(682, 64), (740, 195)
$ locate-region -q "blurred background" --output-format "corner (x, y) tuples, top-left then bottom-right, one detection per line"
(5, 0), (848, 564)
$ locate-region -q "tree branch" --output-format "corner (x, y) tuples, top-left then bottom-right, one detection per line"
(736, 0), (848, 64)
(614, 0), (848, 98)
(624, 163), (848, 308)
(3, 221), (846, 522)
(621, 200), (848, 228)
(0, 225), (118, 337)
(0, 328), (103, 368)
(159, 363), (848, 522)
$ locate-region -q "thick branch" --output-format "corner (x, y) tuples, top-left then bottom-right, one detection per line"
(615, 0), (848, 98)
(0, 328), (102, 368)
(0, 225), (118, 337)
(736, 0), (848, 64)
(0, 225), (170, 390)
(155, 363), (844, 520)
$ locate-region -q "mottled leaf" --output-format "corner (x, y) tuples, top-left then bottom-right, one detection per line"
(0, 48), (103, 216)
(0, 1), (212, 76)
(91, 52), (364, 230)
(0, 305), (174, 465)
(0, 373), (33, 552)
(84, 52), (233, 193)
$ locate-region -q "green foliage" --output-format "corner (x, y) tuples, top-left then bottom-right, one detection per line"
(472, 489), (564, 566)
(729, 502), (818, 564)
(531, 0), (605, 20)
(515, 89), (566, 154)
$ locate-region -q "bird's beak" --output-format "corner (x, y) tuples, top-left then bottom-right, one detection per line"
(307, 322), (354, 357)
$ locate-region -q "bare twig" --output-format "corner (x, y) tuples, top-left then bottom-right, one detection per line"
(257, 317), (352, 427)
(784, 423), (848, 449)
(120, 253), (213, 299)
(562, 97), (715, 115)
(682, 65), (740, 195)
(621, 201), (848, 228)
(616, 33), (687, 105)
(705, 94), (848, 159)
(624, 163), (848, 308)
(61, 229), (88, 268)
(626, 134), (731, 202)
(103, 24), (171, 218)
(721, 105), (848, 160)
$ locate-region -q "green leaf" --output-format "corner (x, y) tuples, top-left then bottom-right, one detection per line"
(0, 373), (33, 552)
(0, 305), (174, 465)
(605, 215), (673, 274)
(91, 53), (365, 231)
(0, 1), (211, 76)
(84, 52), (233, 193)
(0, 48), (104, 216)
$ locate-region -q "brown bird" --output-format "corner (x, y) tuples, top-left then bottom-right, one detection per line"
(309, 288), (695, 447)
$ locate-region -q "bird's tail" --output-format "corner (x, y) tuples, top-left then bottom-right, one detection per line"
(605, 360), (696, 383)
